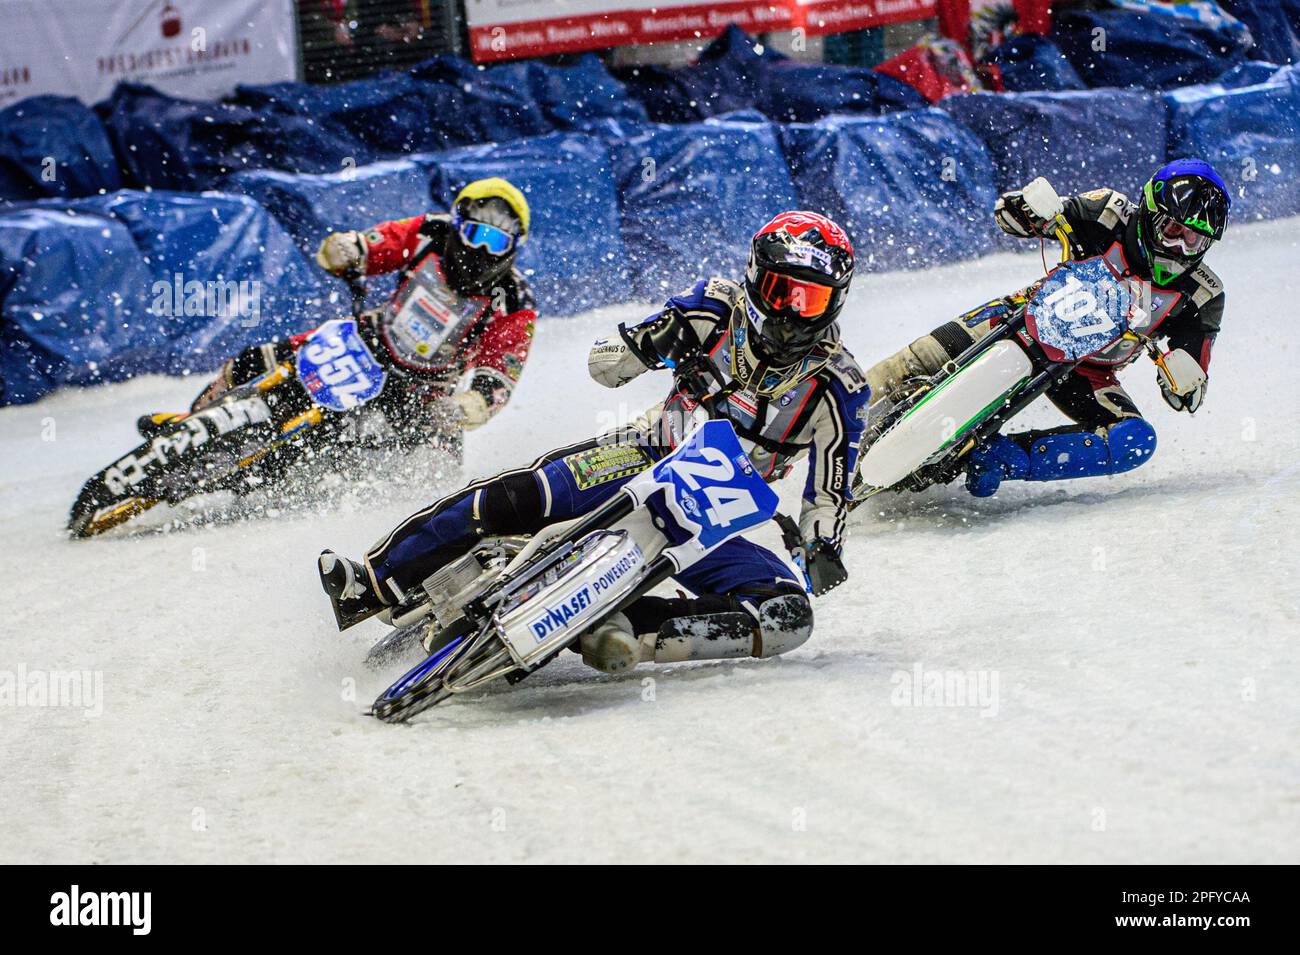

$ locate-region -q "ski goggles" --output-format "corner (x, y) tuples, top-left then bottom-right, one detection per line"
(1153, 213), (1213, 256)
(453, 214), (519, 256)
(754, 269), (835, 319)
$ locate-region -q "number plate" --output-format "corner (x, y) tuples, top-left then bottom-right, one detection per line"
(296, 319), (387, 412)
(648, 419), (779, 552)
(1026, 256), (1131, 362)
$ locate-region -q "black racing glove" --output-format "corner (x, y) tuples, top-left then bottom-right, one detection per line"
(640, 308), (700, 368)
(776, 513), (848, 597)
(804, 539), (848, 596)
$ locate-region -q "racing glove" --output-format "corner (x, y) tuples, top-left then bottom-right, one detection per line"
(777, 514), (848, 597)
(315, 231), (367, 276)
(1156, 348), (1208, 414)
(994, 178), (1063, 239)
(803, 539), (848, 596)
(633, 308), (700, 369)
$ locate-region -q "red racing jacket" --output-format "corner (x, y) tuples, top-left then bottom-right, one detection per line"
(196, 213), (535, 438)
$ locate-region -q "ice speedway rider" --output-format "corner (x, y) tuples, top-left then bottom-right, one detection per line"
(139, 177), (536, 453)
(865, 158), (1230, 497)
(319, 211), (870, 674)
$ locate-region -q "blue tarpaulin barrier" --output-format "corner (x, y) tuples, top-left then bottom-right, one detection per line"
(940, 88), (1168, 198)
(228, 159), (435, 257)
(615, 26), (924, 124)
(603, 113), (800, 300)
(779, 109), (998, 272)
(1166, 74), (1300, 221)
(1220, 0), (1300, 65)
(98, 84), (376, 190)
(0, 96), (123, 203)
(232, 72), (470, 156)
(614, 28), (768, 123)
(475, 54), (649, 129)
(983, 35), (1086, 93)
(420, 133), (628, 317)
(0, 191), (331, 404)
(1214, 61), (1288, 88)
(1053, 9), (1249, 89)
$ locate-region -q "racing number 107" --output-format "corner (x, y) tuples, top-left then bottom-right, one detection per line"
(1042, 274), (1118, 339)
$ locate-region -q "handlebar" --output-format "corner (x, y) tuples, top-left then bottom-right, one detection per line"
(337, 270), (368, 320)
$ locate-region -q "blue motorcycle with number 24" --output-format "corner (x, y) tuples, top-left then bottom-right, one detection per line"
(367, 419), (778, 722)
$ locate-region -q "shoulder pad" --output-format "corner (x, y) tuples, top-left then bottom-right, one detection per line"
(666, 276), (738, 320)
(1189, 262), (1224, 308)
(703, 276), (742, 306)
(1072, 188), (1132, 227)
(503, 268), (535, 313)
(825, 345), (870, 395)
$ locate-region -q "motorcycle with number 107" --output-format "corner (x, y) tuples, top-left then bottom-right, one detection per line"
(850, 179), (1209, 503)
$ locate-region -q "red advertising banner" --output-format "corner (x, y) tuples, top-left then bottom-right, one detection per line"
(466, 0), (938, 64)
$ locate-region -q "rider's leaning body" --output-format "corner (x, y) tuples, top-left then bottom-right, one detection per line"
(864, 159), (1230, 497)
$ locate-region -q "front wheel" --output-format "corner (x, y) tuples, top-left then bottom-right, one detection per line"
(856, 339), (1035, 494)
(369, 630), (513, 723)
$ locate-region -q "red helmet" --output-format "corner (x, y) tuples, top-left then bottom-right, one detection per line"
(743, 211), (854, 363)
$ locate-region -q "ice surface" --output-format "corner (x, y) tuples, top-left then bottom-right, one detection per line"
(1, 219), (1296, 863)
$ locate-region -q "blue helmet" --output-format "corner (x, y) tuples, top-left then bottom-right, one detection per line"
(1137, 159), (1230, 286)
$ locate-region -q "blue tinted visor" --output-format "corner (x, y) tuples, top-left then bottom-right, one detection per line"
(455, 215), (517, 256)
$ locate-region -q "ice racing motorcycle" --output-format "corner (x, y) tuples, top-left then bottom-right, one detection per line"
(67, 269), (474, 538)
(364, 419), (779, 723)
(850, 188), (1207, 503)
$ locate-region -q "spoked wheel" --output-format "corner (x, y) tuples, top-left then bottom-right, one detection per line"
(368, 629), (515, 723)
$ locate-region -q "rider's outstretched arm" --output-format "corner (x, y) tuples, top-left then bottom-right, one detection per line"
(995, 182), (1129, 253)
(587, 279), (728, 388)
(456, 294), (537, 427)
(795, 377), (869, 594)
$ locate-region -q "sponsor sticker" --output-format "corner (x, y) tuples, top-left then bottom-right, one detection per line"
(564, 443), (652, 490)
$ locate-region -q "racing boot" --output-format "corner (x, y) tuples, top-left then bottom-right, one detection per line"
(580, 613), (642, 673)
(318, 550), (386, 631)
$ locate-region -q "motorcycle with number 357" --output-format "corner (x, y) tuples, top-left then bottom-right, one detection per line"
(67, 260), (479, 538)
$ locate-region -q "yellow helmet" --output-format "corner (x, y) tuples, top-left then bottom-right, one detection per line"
(454, 177), (530, 243)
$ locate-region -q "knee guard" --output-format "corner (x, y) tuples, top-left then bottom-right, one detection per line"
(649, 591), (813, 664)
(865, 322), (975, 403)
(1024, 418), (1156, 481)
(473, 469), (547, 536)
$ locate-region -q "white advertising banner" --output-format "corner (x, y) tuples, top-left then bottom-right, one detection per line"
(0, 0), (298, 107)
(465, 0), (937, 63)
